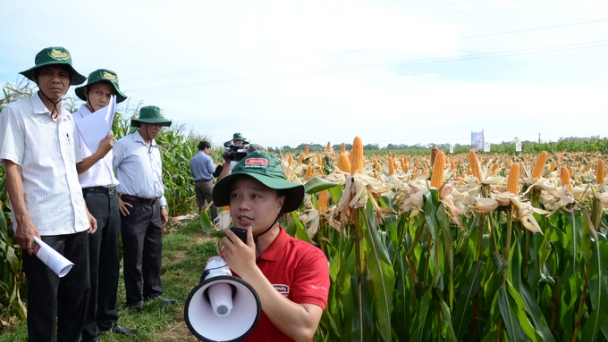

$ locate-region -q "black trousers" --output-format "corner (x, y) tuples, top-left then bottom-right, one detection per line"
(120, 199), (164, 305)
(23, 231), (90, 342)
(195, 180), (217, 221)
(81, 189), (121, 341)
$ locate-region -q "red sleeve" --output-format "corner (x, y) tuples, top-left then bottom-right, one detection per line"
(290, 244), (330, 309)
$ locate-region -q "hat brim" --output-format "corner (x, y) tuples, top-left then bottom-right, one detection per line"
(20, 62), (86, 85)
(75, 81), (127, 103)
(131, 118), (172, 127)
(213, 173), (304, 213)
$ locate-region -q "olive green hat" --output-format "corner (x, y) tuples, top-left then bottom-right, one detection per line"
(232, 132), (249, 144)
(131, 106), (172, 127)
(75, 69), (127, 103)
(213, 151), (304, 213)
(19, 47), (86, 85)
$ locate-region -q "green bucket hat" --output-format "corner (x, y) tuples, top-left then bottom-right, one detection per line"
(131, 106), (172, 127)
(213, 151), (304, 213)
(232, 132), (249, 144)
(19, 47), (86, 85)
(75, 69), (127, 103)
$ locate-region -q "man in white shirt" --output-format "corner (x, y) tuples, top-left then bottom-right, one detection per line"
(73, 69), (137, 341)
(113, 105), (176, 311)
(0, 46), (97, 342)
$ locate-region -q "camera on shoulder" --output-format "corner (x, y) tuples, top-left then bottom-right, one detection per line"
(222, 141), (248, 161)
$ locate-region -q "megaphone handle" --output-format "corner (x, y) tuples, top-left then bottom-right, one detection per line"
(199, 270), (210, 284)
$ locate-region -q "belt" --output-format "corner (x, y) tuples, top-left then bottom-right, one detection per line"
(195, 179), (212, 182)
(120, 195), (158, 205)
(83, 186), (116, 195)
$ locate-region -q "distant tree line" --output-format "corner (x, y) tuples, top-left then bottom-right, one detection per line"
(266, 136), (608, 155)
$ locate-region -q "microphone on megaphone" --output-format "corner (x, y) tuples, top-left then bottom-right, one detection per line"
(184, 256), (261, 342)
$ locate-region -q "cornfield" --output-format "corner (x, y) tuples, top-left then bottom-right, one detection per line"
(205, 137), (608, 342)
(2, 82), (608, 340)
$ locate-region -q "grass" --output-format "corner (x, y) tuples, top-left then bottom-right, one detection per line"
(0, 218), (217, 342)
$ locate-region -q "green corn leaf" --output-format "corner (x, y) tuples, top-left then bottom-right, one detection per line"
(498, 285), (527, 342)
(303, 176), (340, 194)
(361, 204), (394, 342)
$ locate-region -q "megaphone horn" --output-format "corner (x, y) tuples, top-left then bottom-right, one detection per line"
(184, 256), (261, 342)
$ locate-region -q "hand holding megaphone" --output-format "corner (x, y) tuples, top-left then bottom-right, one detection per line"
(184, 256), (261, 342)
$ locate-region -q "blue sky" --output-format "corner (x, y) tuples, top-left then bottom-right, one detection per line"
(1, 0), (607, 149)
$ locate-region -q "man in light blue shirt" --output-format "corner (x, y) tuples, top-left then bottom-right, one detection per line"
(189, 141), (217, 221)
(113, 105), (176, 311)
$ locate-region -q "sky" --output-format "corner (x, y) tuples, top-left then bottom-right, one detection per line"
(1, 0), (607, 149)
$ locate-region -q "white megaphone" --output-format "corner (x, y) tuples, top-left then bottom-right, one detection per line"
(184, 256), (261, 341)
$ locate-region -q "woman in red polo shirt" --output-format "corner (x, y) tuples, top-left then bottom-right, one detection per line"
(213, 150), (330, 342)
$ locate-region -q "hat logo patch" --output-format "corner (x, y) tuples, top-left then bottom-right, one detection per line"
(49, 49), (69, 61)
(102, 71), (118, 82)
(245, 158), (269, 168)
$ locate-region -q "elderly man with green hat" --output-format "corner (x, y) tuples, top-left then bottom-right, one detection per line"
(0, 46), (97, 342)
(113, 106), (177, 311)
(73, 69), (137, 340)
(211, 151), (330, 341)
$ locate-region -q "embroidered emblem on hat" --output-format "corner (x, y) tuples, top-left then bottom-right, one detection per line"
(245, 158), (269, 168)
(102, 71), (118, 82)
(49, 49), (69, 60)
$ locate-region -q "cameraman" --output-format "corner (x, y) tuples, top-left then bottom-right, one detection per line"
(218, 143), (265, 180)
(226, 133), (248, 170)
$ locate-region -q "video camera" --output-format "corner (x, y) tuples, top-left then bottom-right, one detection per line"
(222, 141), (248, 162)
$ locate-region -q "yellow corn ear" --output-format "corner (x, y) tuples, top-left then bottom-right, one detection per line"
(388, 157), (396, 176)
(325, 141), (331, 152)
(392, 151), (397, 159)
(431, 146), (439, 167)
(532, 151), (547, 180)
(491, 162), (499, 176)
(568, 166), (574, 177)
(337, 153), (351, 173)
(318, 190), (329, 213)
(548, 161), (556, 174)
(596, 159), (605, 184)
(304, 145), (309, 156)
(350, 136), (364, 175)
(305, 165), (313, 180)
(401, 157), (408, 173)
(373, 157), (380, 170)
(430, 151), (445, 188)
(415, 157), (420, 169)
(287, 153), (293, 166)
(318, 154), (323, 166)
(298, 153), (303, 165)
(560, 166), (571, 187)
(468, 150), (483, 182)
(507, 163), (520, 194)
(340, 143), (346, 153)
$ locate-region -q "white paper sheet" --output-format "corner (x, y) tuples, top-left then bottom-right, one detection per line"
(75, 96), (116, 154)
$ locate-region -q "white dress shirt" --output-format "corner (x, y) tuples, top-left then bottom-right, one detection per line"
(0, 93), (89, 235)
(73, 105), (119, 188)
(113, 130), (167, 207)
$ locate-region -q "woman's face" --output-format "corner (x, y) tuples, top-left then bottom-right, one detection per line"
(229, 176), (284, 235)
